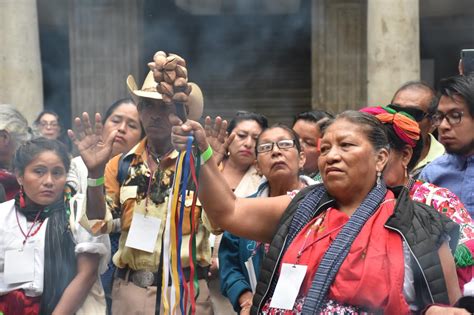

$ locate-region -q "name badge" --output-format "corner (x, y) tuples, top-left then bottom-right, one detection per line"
(125, 212), (161, 253)
(269, 263), (307, 310)
(4, 246), (35, 284)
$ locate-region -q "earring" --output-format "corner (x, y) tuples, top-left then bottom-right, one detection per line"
(404, 166), (408, 180)
(376, 171), (382, 186)
(19, 185), (26, 208)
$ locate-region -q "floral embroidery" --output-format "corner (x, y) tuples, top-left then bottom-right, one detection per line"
(124, 161), (175, 205)
(261, 297), (374, 315)
(410, 179), (474, 244)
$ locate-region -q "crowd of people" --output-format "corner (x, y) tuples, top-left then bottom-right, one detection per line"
(0, 52), (473, 315)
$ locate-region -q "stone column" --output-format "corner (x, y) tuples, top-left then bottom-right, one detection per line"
(366, 0), (420, 106)
(69, 0), (143, 120)
(0, 0), (43, 123)
(311, 0), (367, 113)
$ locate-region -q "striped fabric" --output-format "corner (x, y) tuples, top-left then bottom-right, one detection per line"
(285, 182), (387, 314)
(302, 181), (387, 314)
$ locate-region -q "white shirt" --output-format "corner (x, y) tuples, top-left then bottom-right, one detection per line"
(0, 196), (110, 311)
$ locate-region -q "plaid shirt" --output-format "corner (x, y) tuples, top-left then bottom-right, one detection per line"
(81, 137), (217, 271)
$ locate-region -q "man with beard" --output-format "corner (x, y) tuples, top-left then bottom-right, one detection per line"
(421, 74), (474, 216)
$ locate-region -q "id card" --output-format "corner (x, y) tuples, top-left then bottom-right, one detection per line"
(269, 263), (307, 310)
(125, 212), (161, 253)
(244, 257), (258, 293)
(4, 246), (35, 284)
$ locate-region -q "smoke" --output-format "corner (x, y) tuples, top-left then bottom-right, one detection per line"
(37, 0), (312, 128)
(143, 0), (312, 125)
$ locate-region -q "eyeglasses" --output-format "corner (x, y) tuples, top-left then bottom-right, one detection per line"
(431, 110), (464, 127)
(39, 121), (59, 128)
(256, 139), (296, 153)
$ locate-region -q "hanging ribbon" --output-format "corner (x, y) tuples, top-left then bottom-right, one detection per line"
(187, 147), (201, 314)
(162, 136), (201, 314)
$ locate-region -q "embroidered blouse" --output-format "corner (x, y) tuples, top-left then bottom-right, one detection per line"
(409, 179), (474, 244)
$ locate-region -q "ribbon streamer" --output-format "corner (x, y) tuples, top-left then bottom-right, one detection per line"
(162, 136), (201, 314)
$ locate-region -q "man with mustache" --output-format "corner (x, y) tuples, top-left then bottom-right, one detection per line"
(70, 62), (216, 314)
(390, 81), (445, 179)
(420, 74), (474, 216)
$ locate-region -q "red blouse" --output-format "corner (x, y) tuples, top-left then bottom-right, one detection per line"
(273, 191), (410, 314)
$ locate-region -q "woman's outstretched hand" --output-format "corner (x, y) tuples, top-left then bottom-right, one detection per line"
(204, 116), (235, 164)
(170, 114), (233, 162)
(68, 112), (116, 177)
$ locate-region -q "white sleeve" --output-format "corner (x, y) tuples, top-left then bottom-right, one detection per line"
(67, 157), (88, 194)
(70, 193), (111, 274)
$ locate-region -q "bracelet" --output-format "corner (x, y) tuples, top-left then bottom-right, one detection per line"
(200, 145), (213, 166)
(87, 176), (104, 187)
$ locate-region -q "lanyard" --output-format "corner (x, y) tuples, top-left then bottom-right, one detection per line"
(295, 211), (330, 265)
(145, 146), (160, 214)
(15, 208), (45, 245)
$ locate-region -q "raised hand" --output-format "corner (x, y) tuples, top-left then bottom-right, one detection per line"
(68, 112), (117, 177)
(204, 116), (235, 165)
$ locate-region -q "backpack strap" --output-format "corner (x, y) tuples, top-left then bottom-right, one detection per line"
(117, 153), (133, 186)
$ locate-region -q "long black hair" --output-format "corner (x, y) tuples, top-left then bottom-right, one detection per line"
(13, 138), (77, 314)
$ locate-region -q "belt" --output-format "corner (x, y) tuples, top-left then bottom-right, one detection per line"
(116, 266), (209, 288)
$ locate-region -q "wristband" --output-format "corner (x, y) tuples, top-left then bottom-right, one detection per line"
(200, 145), (213, 166)
(87, 176), (104, 187)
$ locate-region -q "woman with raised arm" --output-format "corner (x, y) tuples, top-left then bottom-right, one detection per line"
(66, 98), (143, 313)
(0, 138), (109, 314)
(170, 111), (469, 314)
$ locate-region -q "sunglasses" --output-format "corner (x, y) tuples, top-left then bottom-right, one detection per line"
(387, 104), (429, 122)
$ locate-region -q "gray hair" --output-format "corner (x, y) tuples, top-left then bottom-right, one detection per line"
(0, 104), (34, 151)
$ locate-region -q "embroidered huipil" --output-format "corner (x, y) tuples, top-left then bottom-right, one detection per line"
(409, 179), (474, 244)
(420, 154), (474, 216)
(80, 138), (217, 271)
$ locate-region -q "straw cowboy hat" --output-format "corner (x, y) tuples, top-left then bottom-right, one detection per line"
(126, 71), (204, 120)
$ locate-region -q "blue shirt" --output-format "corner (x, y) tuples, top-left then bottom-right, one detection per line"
(420, 154), (474, 216)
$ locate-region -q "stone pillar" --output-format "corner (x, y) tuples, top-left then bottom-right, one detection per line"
(69, 0), (143, 120)
(366, 0), (420, 106)
(0, 0), (43, 123)
(311, 0), (367, 113)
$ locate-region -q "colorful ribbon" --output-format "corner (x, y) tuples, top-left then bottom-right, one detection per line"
(162, 136), (201, 314)
(360, 106), (420, 147)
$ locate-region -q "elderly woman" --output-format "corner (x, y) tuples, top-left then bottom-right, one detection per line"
(0, 104), (33, 201)
(0, 138), (109, 314)
(219, 124), (314, 314)
(361, 105), (474, 296)
(171, 111), (468, 314)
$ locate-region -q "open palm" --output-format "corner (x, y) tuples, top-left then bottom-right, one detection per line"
(68, 112), (115, 175)
(204, 116), (234, 164)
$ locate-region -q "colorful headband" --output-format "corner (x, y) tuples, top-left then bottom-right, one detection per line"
(360, 106), (420, 147)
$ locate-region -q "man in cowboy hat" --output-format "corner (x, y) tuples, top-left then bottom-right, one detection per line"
(70, 55), (216, 314)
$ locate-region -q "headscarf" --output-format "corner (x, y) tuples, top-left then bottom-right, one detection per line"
(360, 106), (420, 147)
(15, 187), (77, 315)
